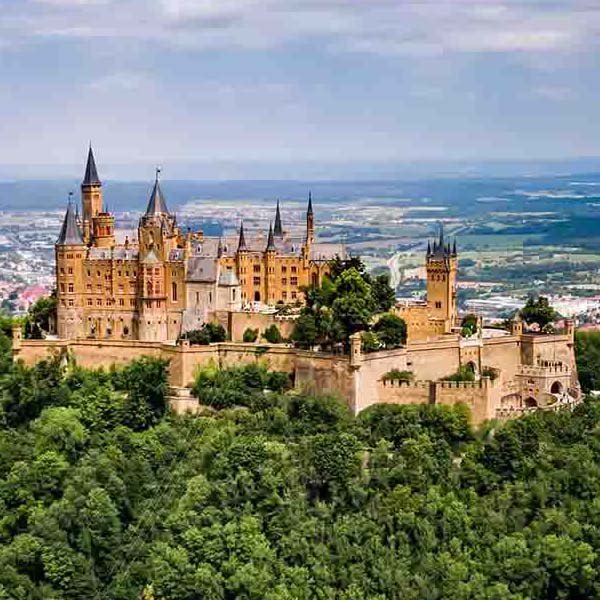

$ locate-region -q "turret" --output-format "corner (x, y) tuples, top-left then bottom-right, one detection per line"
(81, 145), (102, 242)
(425, 223), (458, 329)
(306, 191), (314, 245)
(237, 220), (248, 253)
(265, 222), (275, 253)
(274, 199), (283, 238)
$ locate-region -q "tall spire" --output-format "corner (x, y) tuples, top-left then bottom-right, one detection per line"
(145, 167), (170, 216)
(427, 240), (431, 256)
(438, 223), (444, 249)
(452, 238), (457, 256)
(217, 237), (224, 258)
(266, 221), (275, 251)
(237, 220), (248, 252)
(82, 144), (101, 186)
(274, 199), (283, 238)
(307, 191), (313, 216)
(57, 195), (84, 245)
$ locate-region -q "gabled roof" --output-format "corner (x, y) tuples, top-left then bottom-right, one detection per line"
(56, 201), (84, 246)
(82, 145), (101, 186)
(141, 248), (160, 264)
(145, 169), (170, 216)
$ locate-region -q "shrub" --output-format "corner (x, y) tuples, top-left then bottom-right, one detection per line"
(263, 324), (282, 344)
(243, 327), (259, 343)
(442, 364), (476, 382)
(481, 366), (498, 381)
(181, 323), (227, 345)
(361, 331), (380, 353)
(381, 369), (414, 383)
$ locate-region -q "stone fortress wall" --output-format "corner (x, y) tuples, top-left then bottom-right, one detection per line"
(13, 317), (580, 426)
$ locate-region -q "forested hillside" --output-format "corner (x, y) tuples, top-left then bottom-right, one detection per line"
(2, 336), (600, 598)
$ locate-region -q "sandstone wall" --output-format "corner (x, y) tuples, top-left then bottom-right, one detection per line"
(217, 311), (296, 343)
(375, 380), (432, 407)
(407, 337), (461, 380)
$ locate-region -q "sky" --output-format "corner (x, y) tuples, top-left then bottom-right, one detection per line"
(1, 0), (600, 178)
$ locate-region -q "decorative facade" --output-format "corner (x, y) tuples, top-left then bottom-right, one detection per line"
(55, 147), (343, 341)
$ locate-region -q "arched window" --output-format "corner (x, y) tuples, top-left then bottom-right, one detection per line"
(172, 282), (177, 302)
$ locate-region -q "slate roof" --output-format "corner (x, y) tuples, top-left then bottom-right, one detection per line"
(145, 172), (170, 216)
(56, 202), (84, 246)
(82, 146), (101, 186)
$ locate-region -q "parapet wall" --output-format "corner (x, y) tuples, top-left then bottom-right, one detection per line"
(374, 377), (499, 423)
(12, 325), (578, 428)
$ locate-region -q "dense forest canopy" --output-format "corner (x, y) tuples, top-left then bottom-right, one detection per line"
(1, 327), (600, 597)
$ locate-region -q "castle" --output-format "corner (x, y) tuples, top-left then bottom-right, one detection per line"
(15, 146), (581, 425)
(55, 147), (343, 341)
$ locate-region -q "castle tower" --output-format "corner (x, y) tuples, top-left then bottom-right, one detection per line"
(138, 169), (177, 262)
(306, 191), (314, 245)
(81, 145), (102, 243)
(56, 198), (86, 339)
(235, 220), (251, 302)
(426, 226), (458, 329)
(265, 222), (276, 304)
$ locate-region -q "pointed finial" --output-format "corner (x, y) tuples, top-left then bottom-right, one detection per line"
(307, 191), (313, 215)
(266, 221), (275, 251)
(155, 166), (161, 182)
(452, 238), (457, 256)
(237, 220), (248, 252)
(274, 199), (283, 237)
(427, 240), (431, 256)
(438, 222), (444, 247)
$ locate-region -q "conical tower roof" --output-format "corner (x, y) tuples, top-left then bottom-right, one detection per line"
(266, 222), (275, 251)
(145, 168), (170, 216)
(307, 191), (313, 215)
(237, 220), (248, 252)
(274, 199), (283, 237)
(57, 198), (84, 245)
(82, 145), (101, 186)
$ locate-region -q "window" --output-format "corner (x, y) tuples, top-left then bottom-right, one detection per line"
(68, 299), (74, 307)
(172, 282), (178, 302)
(86, 284), (92, 292)
(282, 266), (287, 273)
(282, 291), (287, 300)
(254, 265), (261, 273)
(282, 278), (287, 285)
(195, 292), (200, 304)
(130, 299), (135, 307)
(60, 283), (65, 293)
(154, 268), (160, 276)
(97, 299), (102, 306)
(123, 326), (129, 335)
(119, 299), (124, 306)
(118, 270), (122, 277)
(60, 268), (64, 275)
(253, 276), (261, 285)
(232, 289), (236, 301)
(68, 283), (74, 293)
(87, 270), (91, 277)
(291, 277), (298, 287)
(96, 284), (102, 293)
(68, 267), (73, 274)
(208, 291), (212, 304)
(291, 266), (297, 273)
(87, 299), (92, 306)
(291, 291), (297, 299)
(97, 270), (100, 276)
(435, 301), (442, 309)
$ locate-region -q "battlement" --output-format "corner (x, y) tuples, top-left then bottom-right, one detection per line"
(520, 363), (570, 376)
(380, 379), (429, 389)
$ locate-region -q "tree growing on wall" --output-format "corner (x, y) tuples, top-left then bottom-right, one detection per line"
(520, 296), (558, 328)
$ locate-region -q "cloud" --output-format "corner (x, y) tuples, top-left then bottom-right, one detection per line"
(2, 0), (600, 57)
